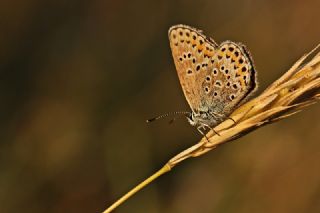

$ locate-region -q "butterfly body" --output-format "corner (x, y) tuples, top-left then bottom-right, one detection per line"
(168, 25), (257, 131)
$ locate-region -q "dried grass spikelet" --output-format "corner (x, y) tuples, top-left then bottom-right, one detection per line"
(103, 45), (320, 213)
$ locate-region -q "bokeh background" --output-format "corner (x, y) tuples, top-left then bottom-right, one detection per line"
(1, 0), (320, 212)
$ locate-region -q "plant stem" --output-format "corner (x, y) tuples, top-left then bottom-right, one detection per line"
(103, 164), (172, 213)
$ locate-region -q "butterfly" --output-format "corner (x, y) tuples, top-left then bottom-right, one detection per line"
(148, 24), (257, 136)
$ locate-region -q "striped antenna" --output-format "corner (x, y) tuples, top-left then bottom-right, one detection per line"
(146, 111), (191, 123)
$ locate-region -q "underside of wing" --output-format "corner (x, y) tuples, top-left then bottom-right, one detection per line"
(168, 25), (218, 113)
(168, 24), (257, 117)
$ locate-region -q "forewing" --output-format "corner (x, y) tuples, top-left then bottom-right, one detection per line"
(168, 25), (218, 113)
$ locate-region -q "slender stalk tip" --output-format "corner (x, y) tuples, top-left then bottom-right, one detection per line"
(103, 164), (171, 213)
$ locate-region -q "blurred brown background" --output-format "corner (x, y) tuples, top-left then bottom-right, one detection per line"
(1, 0), (320, 212)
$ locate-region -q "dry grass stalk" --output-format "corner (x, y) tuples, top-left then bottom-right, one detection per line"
(103, 44), (320, 213)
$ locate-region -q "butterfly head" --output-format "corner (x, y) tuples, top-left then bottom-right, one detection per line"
(187, 110), (220, 128)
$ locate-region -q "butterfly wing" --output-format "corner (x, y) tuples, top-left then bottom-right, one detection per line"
(204, 41), (257, 116)
(168, 25), (218, 113)
(169, 25), (257, 121)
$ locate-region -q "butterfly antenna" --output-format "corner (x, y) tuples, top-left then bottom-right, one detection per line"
(146, 111), (190, 123)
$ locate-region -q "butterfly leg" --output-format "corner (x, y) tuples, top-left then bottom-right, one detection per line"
(197, 125), (210, 142)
